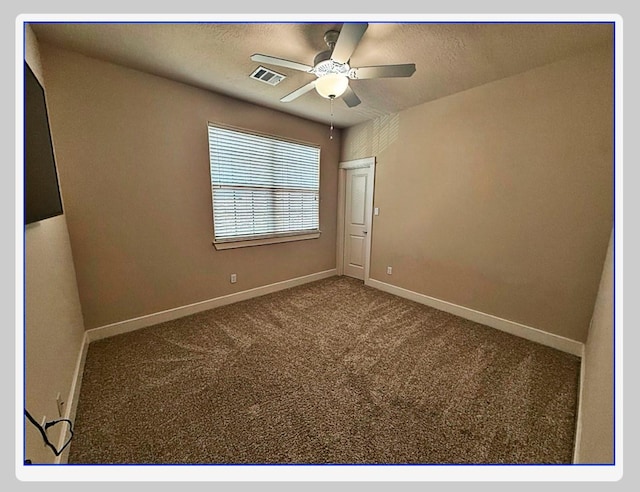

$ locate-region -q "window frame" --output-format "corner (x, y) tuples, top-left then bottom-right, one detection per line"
(207, 122), (321, 250)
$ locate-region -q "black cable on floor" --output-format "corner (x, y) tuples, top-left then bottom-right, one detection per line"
(24, 409), (74, 457)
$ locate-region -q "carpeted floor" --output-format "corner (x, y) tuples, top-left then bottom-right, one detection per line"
(68, 276), (580, 465)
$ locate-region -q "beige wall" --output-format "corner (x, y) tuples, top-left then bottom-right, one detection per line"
(39, 43), (340, 330)
(576, 229), (614, 463)
(24, 26), (86, 464)
(342, 44), (613, 343)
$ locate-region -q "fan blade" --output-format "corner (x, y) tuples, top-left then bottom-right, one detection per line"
(342, 86), (361, 108)
(250, 54), (313, 73)
(280, 80), (317, 102)
(331, 23), (368, 64)
(350, 64), (416, 79)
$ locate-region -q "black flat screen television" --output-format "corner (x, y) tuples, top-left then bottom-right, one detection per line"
(24, 60), (63, 225)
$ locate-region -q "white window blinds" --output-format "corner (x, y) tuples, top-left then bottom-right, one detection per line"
(207, 123), (320, 244)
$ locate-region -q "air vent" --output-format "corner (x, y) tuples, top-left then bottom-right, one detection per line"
(250, 66), (286, 86)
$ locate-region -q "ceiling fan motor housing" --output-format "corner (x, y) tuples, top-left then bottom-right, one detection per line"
(313, 50), (332, 67)
(312, 30), (351, 78)
(312, 50), (350, 78)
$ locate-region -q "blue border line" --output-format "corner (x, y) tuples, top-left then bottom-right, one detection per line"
(22, 21), (27, 466)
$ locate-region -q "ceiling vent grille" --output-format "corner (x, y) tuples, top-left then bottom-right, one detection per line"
(250, 66), (286, 86)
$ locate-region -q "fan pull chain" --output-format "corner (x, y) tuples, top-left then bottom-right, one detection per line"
(329, 96), (334, 140)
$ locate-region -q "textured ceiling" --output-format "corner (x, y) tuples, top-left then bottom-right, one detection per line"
(29, 21), (613, 129)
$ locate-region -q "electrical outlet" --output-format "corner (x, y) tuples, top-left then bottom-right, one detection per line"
(387, 266), (393, 275)
(56, 392), (64, 418)
(230, 273), (237, 284)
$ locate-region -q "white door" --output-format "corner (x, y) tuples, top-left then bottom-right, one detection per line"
(343, 166), (374, 280)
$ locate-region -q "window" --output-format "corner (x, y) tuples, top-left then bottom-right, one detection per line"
(207, 123), (321, 249)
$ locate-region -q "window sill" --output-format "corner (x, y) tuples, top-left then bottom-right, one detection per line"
(213, 232), (321, 250)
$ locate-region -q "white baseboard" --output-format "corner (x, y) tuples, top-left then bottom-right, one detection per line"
(366, 278), (584, 357)
(54, 331), (89, 465)
(572, 345), (587, 463)
(86, 269), (337, 343)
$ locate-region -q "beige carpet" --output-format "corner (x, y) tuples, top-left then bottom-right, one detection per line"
(68, 276), (580, 464)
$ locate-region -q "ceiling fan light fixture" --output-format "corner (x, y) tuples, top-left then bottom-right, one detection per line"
(315, 73), (349, 99)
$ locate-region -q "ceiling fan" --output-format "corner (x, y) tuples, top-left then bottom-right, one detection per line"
(250, 23), (416, 108)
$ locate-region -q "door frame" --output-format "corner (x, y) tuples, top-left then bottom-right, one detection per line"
(336, 156), (376, 280)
